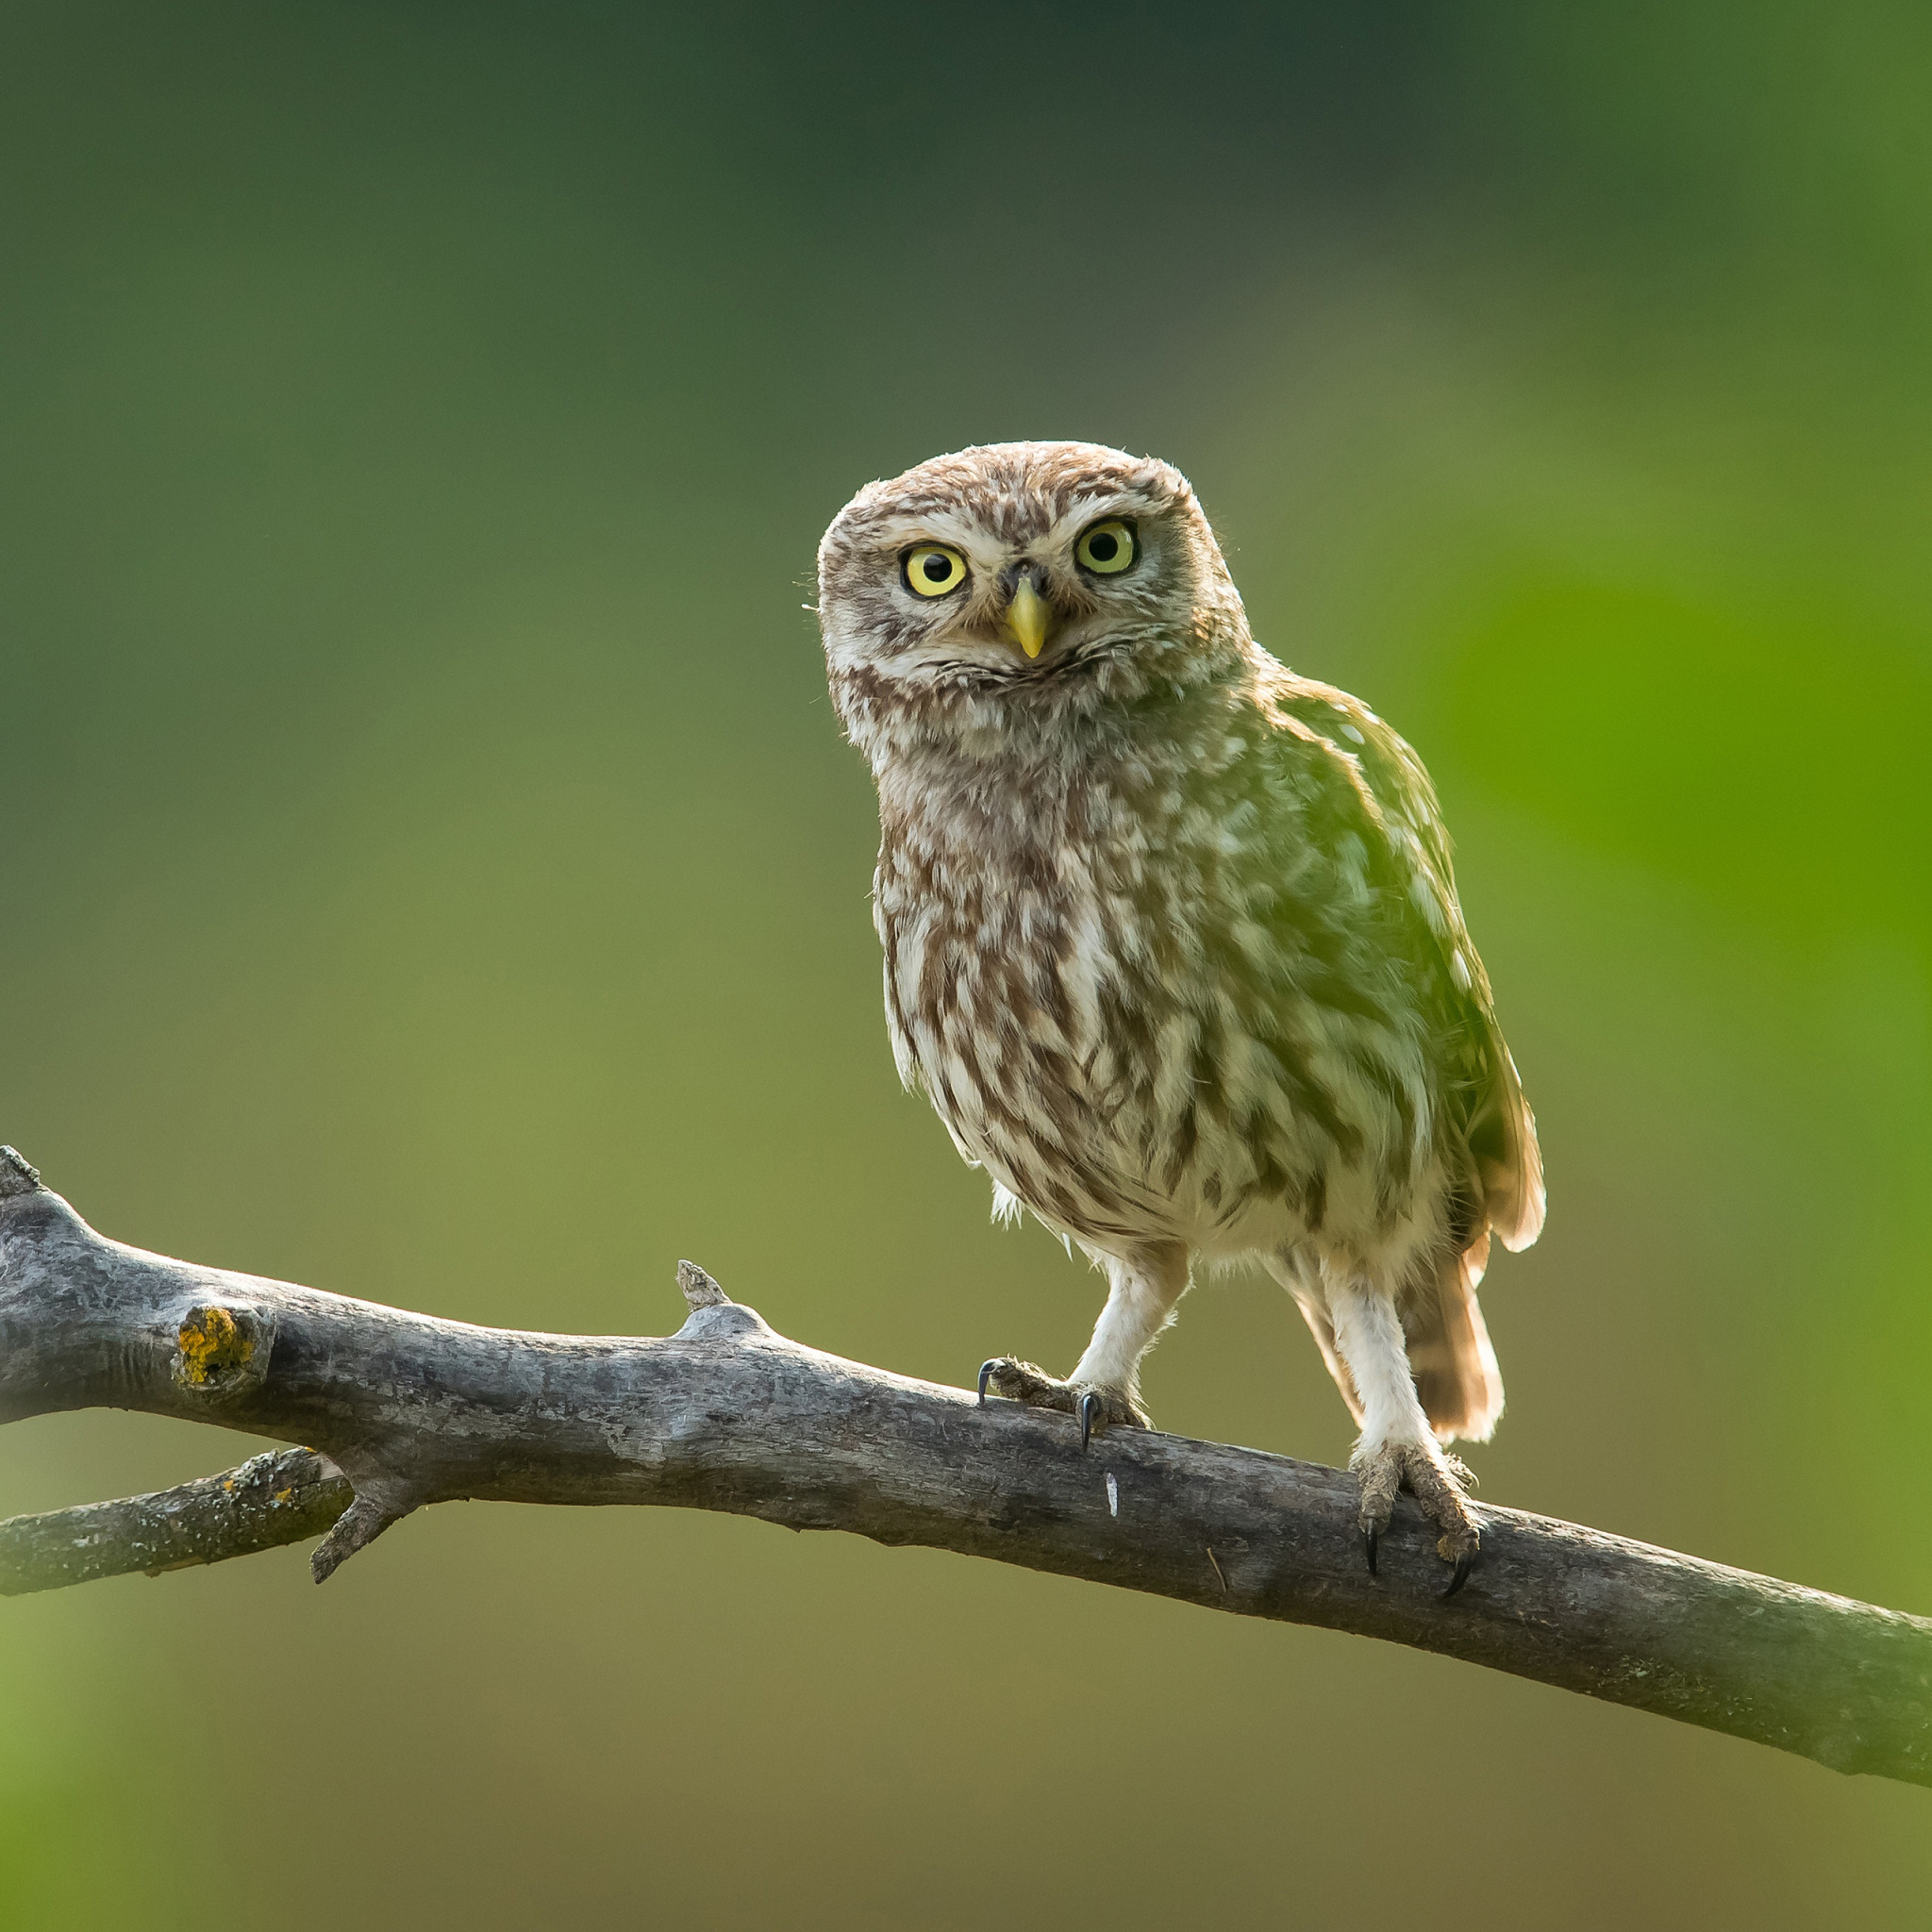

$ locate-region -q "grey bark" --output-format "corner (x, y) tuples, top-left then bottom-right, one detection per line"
(0, 1447), (349, 1593)
(2, 1145), (1926, 1788)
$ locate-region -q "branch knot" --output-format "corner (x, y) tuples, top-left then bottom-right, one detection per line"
(671, 1260), (774, 1343)
(172, 1303), (274, 1396)
(676, 1260), (729, 1309)
(0, 1148), (42, 1200)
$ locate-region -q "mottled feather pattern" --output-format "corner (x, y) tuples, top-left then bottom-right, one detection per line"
(817, 442), (1541, 1474)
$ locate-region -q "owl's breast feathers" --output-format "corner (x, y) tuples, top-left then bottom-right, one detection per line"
(871, 661), (1543, 1263)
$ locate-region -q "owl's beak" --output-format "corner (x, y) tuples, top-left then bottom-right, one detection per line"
(1002, 575), (1054, 659)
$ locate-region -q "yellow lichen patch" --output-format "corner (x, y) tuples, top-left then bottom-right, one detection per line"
(175, 1307), (254, 1386)
(273, 1488), (292, 1505)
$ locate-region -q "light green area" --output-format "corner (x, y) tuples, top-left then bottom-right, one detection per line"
(2, 5), (1927, 1924)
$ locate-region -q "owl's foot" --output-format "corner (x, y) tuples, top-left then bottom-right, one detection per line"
(975, 1357), (1151, 1449)
(1354, 1438), (1479, 1598)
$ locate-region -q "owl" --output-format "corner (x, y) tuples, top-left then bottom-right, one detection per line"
(815, 441), (1543, 1591)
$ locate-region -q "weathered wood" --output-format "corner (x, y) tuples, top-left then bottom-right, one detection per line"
(0, 1448), (350, 1594)
(1, 1146), (1926, 1787)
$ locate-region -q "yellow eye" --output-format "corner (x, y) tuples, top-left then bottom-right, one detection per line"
(1074, 518), (1137, 575)
(904, 544), (967, 598)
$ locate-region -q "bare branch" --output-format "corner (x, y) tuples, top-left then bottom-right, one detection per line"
(1, 1148), (1926, 1788)
(0, 1448), (350, 1593)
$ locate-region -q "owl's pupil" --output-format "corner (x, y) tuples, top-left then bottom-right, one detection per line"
(1088, 532), (1119, 562)
(922, 556), (950, 582)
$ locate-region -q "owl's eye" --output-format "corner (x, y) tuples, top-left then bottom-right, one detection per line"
(1074, 518), (1138, 575)
(903, 544), (968, 598)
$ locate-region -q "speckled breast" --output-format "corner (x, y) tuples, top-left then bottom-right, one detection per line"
(874, 770), (1428, 1257)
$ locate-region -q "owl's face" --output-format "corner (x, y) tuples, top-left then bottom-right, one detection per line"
(817, 441), (1249, 753)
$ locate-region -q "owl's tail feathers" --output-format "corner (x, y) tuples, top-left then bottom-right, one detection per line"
(1274, 1235), (1505, 1444)
(1404, 1231), (1505, 1444)
(1471, 1049), (1546, 1255)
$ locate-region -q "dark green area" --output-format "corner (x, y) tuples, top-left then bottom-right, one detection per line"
(2, 4), (1927, 1924)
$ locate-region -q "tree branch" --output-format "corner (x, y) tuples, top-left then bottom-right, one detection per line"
(2, 1145), (1926, 1788)
(0, 1447), (350, 1593)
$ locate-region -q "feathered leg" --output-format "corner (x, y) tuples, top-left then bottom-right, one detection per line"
(979, 1240), (1189, 1447)
(1328, 1275), (1480, 1592)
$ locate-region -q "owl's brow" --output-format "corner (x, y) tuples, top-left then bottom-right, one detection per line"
(864, 509), (992, 553)
(863, 493), (1155, 558)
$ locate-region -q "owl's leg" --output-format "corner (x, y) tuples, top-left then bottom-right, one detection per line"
(1328, 1278), (1479, 1594)
(978, 1240), (1189, 1448)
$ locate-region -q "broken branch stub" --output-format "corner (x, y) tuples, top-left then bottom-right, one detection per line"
(0, 1148), (1928, 1790)
(0, 1448), (351, 1594)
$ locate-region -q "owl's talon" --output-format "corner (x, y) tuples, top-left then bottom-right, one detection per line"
(975, 1357), (1150, 1441)
(1078, 1391), (1101, 1452)
(976, 1357), (1074, 1412)
(1353, 1438), (1478, 1591)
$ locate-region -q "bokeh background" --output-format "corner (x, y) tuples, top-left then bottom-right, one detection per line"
(3, 3), (1929, 1924)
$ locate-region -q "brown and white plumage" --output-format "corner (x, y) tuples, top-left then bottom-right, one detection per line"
(816, 441), (1543, 1580)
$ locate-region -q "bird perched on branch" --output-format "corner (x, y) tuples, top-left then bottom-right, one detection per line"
(815, 442), (1543, 1590)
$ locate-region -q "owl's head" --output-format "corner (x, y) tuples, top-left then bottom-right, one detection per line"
(816, 441), (1252, 761)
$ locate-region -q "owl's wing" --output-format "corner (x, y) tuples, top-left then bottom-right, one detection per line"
(1274, 678), (1546, 1258)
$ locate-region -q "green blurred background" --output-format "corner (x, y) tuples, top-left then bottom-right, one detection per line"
(3, 3), (1928, 1924)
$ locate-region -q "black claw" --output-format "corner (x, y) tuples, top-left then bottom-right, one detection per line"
(1363, 1528), (1379, 1577)
(1442, 1555), (1473, 1600)
(1078, 1391), (1101, 1452)
(977, 1360), (998, 1407)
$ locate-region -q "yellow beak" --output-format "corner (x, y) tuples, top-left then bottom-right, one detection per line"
(1003, 576), (1052, 659)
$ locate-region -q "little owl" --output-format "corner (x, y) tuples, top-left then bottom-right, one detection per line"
(815, 441), (1543, 1591)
